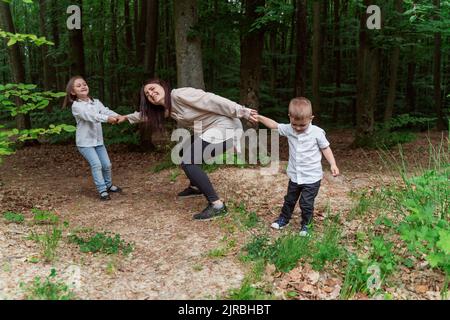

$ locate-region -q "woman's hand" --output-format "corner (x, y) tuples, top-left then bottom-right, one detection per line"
(107, 116), (119, 124)
(116, 115), (128, 124)
(247, 108), (259, 124)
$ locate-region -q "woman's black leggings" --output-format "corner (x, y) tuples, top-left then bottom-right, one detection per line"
(180, 136), (233, 203)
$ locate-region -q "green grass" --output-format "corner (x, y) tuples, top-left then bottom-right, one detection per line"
(28, 226), (62, 263)
(20, 269), (76, 300)
(32, 209), (59, 225)
(69, 231), (134, 256)
(3, 211), (24, 223)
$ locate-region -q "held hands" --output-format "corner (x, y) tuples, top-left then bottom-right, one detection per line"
(107, 115), (128, 125)
(247, 109), (259, 124)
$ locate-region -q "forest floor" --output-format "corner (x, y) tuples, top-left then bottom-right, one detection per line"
(0, 129), (448, 300)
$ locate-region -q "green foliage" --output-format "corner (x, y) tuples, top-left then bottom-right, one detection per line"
(231, 202), (260, 230)
(0, 84), (76, 162)
(20, 269), (76, 300)
(340, 255), (371, 300)
(398, 168), (450, 273)
(69, 231), (134, 256)
(0, 30), (53, 46)
(370, 236), (398, 277)
(310, 219), (344, 271)
(0, 84), (65, 116)
(32, 208), (59, 224)
(226, 278), (272, 300)
(3, 211), (24, 223)
(28, 226), (62, 263)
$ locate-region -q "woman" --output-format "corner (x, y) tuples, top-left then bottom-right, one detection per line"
(117, 79), (258, 220)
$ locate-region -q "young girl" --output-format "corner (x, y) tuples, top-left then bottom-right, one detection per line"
(64, 76), (123, 201)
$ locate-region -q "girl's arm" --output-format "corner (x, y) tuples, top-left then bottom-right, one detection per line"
(172, 88), (258, 122)
(257, 115), (279, 130)
(321, 147), (340, 176)
(98, 100), (120, 117)
(72, 103), (112, 123)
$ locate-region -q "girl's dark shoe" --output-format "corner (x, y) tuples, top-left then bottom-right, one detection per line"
(107, 185), (122, 193)
(100, 192), (111, 201)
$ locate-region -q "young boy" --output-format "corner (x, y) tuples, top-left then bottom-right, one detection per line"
(257, 97), (339, 236)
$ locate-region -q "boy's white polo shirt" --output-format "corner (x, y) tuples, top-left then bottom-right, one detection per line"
(278, 123), (330, 185)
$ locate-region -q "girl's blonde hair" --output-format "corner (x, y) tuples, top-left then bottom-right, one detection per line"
(63, 76), (90, 108)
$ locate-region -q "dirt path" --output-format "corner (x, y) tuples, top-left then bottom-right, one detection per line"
(0, 130), (446, 299)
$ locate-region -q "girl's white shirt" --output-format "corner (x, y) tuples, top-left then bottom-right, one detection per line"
(71, 98), (119, 147)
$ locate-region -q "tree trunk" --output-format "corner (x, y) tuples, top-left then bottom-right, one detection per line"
(50, 0), (63, 90)
(38, 0), (57, 95)
(173, 0), (205, 89)
(294, 0), (307, 97)
(135, 0), (147, 65)
(239, 0), (265, 112)
(0, 1), (31, 130)
(98, 0), (106, 102)
(68, 0), (85, 77)
(144, 0), (158, 79)
(383, 0), (403, 123)
(406, 61), (416, 113)
(312, 1), (321, 121)
(109, 0), (119, 107)
(355, 0), (377, 144)
(433, 0), (445, 130)
(332, 0), (341, 123)
(124, 0), (134, 54)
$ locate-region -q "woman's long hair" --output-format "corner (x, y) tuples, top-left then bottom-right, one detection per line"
(138, 78), (172, 134)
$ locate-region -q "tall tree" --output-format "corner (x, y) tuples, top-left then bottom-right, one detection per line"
(39, 0), (57, 93)
(144, 0), (158, 79)
(0, 1), (31, 130)
(109, 0), (119, 107)
(124, 0), (134, 54)
(68, 0), (86, 77)
(135, 0), (147, 65)
(332, 0), (341, 122)
(294, 0), (307, 97)
(312, 0), (321, 120)
(433, 0), (445, 130)
(355, 0), (379, 144)
(173, 0), (205, 89)
(384, 0), (403, 123)
(239, 0), (265, 112)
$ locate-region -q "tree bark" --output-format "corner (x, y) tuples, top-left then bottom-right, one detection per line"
(173, 0), (205, 89)
(332, 0), (341, 123)
(109, 0), (119, 106)
(68, 0), (85, 77)
(135, 0), (147, 65)
(294, 0), (307, 97)
(239, 0), (265, 112)
(312, 1), (321, 120)
(433, 0), (446, 130)
(384, 0), (403, 123)
(0, 1), (31, 130)
(124, 0), (134, 54)
(144, 0), (159, 79)
(355, 0), (377, 144)
(38, 0), (56, 94)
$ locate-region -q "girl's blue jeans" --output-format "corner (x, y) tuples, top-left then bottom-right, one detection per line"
(77, 145), (112, 194)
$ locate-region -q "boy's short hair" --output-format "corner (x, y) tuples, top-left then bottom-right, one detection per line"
(289, 97), (313, 119)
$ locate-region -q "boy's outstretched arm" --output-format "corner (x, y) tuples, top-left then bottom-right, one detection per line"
(257, 115), (279, 130)
(321, 147), (340, 176)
